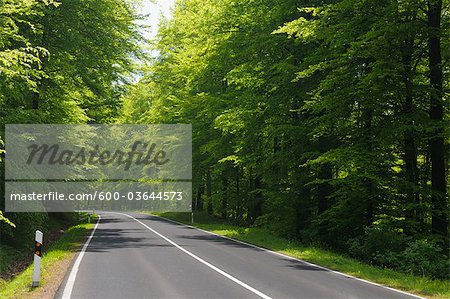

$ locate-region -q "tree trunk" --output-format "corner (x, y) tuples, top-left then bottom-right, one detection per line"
(206, 169), (213, 214)
(402, 36), (420, 232)
(31, 5), (53, 110)
(221, 170), (228, 219)
(249, 175), (263, 225)
(427, 0), (447, 237)
(196, 177), (204, 211)
(235, 166), (241, 224)
(317, 163), (333, 215)
(362, 108), (375, 226)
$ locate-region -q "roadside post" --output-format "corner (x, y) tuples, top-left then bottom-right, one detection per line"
(32, 230), (43, 287)
(88, 213), (91, 223)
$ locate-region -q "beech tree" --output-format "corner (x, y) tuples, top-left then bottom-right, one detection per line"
(0, 0), (142, 249)
(121, 0), (449, 278)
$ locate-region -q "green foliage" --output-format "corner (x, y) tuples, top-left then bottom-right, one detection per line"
(349, 230), (449, 280)
(0, 212), (48, 248)
(348, 222), (409, 266)
(1, 0), (448, 285)
(0, 211), (15, 228)
(401, 239), (449, 279)
(0, 218), (95, 298)
(0, 0), (54, 102)
(0, 0), (143, 266)
(122, 0), (449, 280)
(0, 0), (143, 124)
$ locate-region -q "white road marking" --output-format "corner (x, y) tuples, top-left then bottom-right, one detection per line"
(117, 212), (272, 299)
(61, 215), (101, 299)
(154, 215), (427, 299)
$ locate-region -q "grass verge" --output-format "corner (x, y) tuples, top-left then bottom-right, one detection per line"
(0, 214), (96, 299)
(152, 211), (449, 299)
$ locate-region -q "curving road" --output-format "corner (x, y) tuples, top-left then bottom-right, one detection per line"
(55, 212), (424, 299)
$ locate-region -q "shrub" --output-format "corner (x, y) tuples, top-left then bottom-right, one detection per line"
(400, 239), (449, 279)
(0, 212), (49, 249)
(347, 222), (409, 268)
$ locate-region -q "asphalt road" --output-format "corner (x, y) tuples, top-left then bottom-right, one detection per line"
(55, 212), (423, 299)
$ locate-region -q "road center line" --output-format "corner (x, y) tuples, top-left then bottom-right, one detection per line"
(118, 212), (272, 299)
(61, 215), (101, 299)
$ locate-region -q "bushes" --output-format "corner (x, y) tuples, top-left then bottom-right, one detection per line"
(348, 223), (449, 279)
(0, 244), (25, 274)
(0, 212), (49, 249)
(401, 239), (449, 279)
(253, 213), (449, 280)
(348, 223), (408, 267)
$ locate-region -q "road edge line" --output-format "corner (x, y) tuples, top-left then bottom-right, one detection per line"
(118, 212), (272, 299)
(61, 215), (101, 299)
(152, 214), (427, 299)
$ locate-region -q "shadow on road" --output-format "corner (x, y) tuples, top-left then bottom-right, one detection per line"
(177, 234), (265, 251)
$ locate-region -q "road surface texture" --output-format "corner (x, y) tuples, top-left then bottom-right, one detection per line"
(55, 212), (423, 299)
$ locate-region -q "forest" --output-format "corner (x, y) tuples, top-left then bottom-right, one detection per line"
(1, 0), (449, 282)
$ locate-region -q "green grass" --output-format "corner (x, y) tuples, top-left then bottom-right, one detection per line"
(0, 214), (96, 298)
(0, 213), (82, 276)
(152, 211), (449, 299)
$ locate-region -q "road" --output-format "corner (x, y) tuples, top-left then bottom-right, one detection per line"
(55, 212), (423, 299)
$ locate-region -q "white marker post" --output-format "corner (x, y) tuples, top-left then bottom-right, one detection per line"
(32, 230), (43, 287)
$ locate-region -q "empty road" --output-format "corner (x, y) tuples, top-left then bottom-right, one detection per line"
(55, 212), (423, 299)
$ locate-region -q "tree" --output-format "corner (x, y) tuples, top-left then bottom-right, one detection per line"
(1, 0), (143, 250)
(427, 0), (448, 238)
(121, 0), (449, 278)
